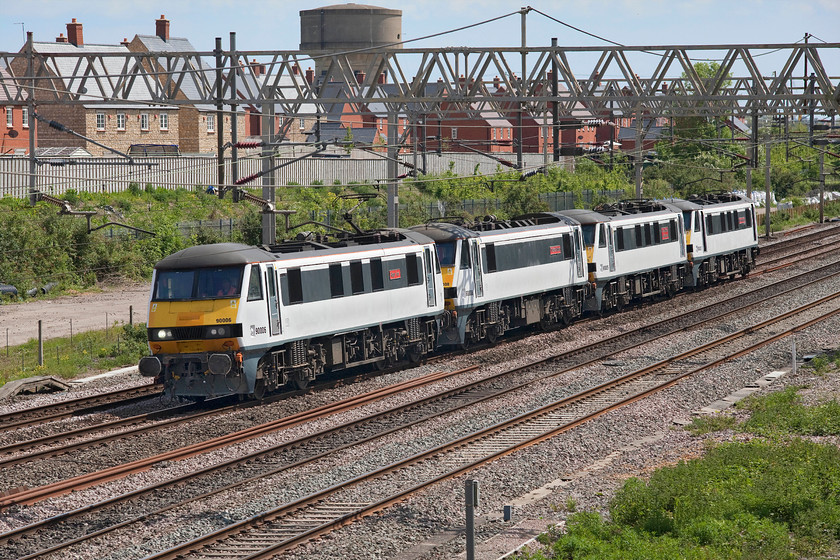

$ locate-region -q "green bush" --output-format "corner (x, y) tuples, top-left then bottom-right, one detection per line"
(528, 440), (840, 560)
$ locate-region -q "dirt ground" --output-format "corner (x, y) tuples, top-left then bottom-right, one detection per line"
(0, 283), (150, 348)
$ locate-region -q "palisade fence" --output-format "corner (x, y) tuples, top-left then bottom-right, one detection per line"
(0, 152), (572, 199)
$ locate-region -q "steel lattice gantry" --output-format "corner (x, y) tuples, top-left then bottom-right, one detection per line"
(1, 43), (839, 118)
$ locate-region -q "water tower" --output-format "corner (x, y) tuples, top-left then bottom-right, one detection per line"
(300, 3), (402, 82)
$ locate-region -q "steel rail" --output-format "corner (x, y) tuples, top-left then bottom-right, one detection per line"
(144, 290), (840, 559)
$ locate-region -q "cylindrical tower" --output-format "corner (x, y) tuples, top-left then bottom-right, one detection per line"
(300, 4), (402, 82)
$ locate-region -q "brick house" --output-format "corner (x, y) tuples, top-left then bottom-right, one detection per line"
(127, 16), (243, 155)
(10, 19), (178, 156)
(0, 68), (31, 155)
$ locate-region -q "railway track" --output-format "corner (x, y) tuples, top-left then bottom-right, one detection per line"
(0, 383), (160, 431)
(141, 286), (840, 559)
(4, 257), (840, 558)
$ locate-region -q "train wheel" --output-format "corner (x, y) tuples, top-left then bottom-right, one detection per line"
(486, 326), (499, 343)
(407, 347), (422, 363)
(292, 377), (309, 390)
(252, 379), (267, 400)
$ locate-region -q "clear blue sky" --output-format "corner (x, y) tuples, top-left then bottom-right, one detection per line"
(2, 1), (837, 74)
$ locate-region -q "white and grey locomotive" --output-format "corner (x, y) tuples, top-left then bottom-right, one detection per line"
(139, 194), (759, 400)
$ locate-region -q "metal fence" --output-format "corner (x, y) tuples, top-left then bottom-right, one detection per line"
(0, 152), (572, 199)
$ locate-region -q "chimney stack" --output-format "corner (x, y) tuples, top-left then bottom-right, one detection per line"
(67, 18), (83, 47)
(55, 33), (68, 43)
(121, 37), (130, 46)
(156, 15), (170, 41)
(355, 71), (366, 85)
(305, 67), (314, 85)
(250, 59), (266, 77)
(378, 72), (386, 85)
(493, 76), (501, 90)
(292, 63), (300, 75)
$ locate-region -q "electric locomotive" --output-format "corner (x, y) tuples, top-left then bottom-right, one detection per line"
(410, 213), (589, 347)
(139, 229), (444, 399)
(668, 192), (759, 287)
(561, 199), (688, 312)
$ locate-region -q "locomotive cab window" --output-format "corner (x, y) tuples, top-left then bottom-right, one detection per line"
(460, 240), (471, 269)
(581, 224), (595, 247)
(435, 242), (456, 267)
(598, 224), (607, 248)
(154, 266), (242, 300)
(407, 254), (422, 286)
(247, 265), (263, 301)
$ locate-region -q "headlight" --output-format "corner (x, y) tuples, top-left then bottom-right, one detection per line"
(154, 329), (173, 340)
(209, 327), (226, 337)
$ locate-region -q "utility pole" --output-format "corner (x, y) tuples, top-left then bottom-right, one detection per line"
(26, 32), (35, 197)
(230, 32), (239, 186)
(261, 91), (276, 244)
(551, 37), (559, 163)
(634, 104), (643, 197)
(215, 37), (225, 196)
(765, 143), (771, 238)
(819, 150), (825, 223)
(387, 109), (399, 227)
(517, 7), (528, 170)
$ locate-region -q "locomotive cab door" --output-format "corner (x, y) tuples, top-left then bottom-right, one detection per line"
(470, 240), (484, 298)
(573, 229), (585, 280)
(424, 247), (437, 307)
(606, 224), (616, 272)
(265, 265), (281, 336)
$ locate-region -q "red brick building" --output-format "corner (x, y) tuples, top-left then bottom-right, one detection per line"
(0, 69), (31, 155)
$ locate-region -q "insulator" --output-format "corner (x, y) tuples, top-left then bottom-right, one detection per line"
(234, 173), (260, 185)
(498, 159), (515, 168)
(234, 141), (263, 149)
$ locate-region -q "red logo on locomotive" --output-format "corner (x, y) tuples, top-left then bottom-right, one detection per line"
(389, 269), (401, 280)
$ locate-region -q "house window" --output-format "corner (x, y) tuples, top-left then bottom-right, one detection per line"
(96, 112), (105, 131)
(207, 114), (215, 133)
(159, 113), (169, 131)
(452, 127), (458, 140)
(6, 107), (13, 128)
(21, 108), (28, 128)
(140, 113), (149, 131)
(492, 128), (496, 140)
(299, 117), (305, 130)
(116, 113), (126, 130)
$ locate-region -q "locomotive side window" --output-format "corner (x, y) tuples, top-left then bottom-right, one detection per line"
(406, 254), (421, 286)
(370, 258), (384, 291)
(485, 244), (497, 272)
(644, 223), (652, 246)
(694, 211), (701, 231)
(247, 265), (263, 301)
(329, 263), (344, 298)
(669, 220), (677, 242)
(598, 224), (607, 247)
(287, 268), (303, 304)
(562, 233), (573, 259)
(653, 221), (661, 244)
(350, 260), (365, 294)
(615, 227), (625, 251)
(634, 225), (643, 247)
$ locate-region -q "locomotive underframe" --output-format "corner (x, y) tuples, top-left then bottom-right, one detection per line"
(251, 316), (439, 396)
(457, 285), (589, 346)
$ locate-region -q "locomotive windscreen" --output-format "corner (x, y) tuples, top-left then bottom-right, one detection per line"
(435, 242), (456, 267)
(154, 266), (244, 300)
